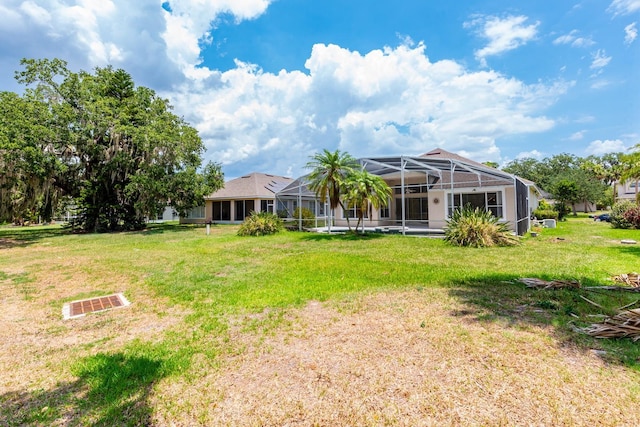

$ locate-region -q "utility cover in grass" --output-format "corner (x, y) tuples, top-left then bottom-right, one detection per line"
(62, 293), (130, 320)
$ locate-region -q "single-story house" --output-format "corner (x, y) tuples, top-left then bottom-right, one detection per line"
(276, 148), (541, 235)
(617, 179), (639, 203)
(181, 172), (293, 224)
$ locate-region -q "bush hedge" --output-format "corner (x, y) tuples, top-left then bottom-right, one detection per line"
(292, 207), (316, 228)
(237, 211), (283, 236)
(611, 200), (636, 229)
(533, 209), (558, 220)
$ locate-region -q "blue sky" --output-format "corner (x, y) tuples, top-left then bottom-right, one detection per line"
(1, 0), (638, 179)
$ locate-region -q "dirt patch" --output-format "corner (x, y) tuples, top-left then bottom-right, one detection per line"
(153, 289), (640, 426)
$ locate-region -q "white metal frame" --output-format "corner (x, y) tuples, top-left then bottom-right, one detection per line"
(276, 154), (534, 235)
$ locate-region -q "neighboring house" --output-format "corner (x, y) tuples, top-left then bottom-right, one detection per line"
(537, 189), (596, 214)
(180, 172), (294, 224)
(616, 179), (639, 203)
(149, 205), (179, 222)
(277, 148), (541, 235)
(571, 201), (597, 213)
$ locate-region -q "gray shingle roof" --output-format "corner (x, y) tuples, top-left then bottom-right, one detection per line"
(206, 172), (293, 200)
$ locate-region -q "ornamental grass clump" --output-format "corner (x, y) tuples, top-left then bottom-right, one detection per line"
(444, 206), (519, 248)
(237, 211), (283, 236)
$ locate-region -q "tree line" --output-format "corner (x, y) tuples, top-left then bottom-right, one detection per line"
(502, 151), (640, 216)
(0, 59), (223, 232)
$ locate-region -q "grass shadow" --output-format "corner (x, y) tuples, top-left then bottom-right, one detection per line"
(0, 225), (69, 249)
(611, 244), (640, 257)
(0, 222), (198, 248)
(299, 231), (388, 241)
(446, 273), (640, 369)
(133, 222), (202, 236)
(0, 351), (171, 426)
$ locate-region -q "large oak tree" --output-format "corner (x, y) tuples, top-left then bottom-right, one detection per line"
(0, 58), (222, 231)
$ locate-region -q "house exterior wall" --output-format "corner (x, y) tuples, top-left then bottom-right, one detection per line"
(504, 186), (515, 227)
(147, 206), (179, 223)
(571, 201), (597, 213)
(331, 181), (520, 233)
(428, 190), (446, 229)
(179, 205), (208, 224)
(180, 198), (278, 225)
(617, 180), (639, 202)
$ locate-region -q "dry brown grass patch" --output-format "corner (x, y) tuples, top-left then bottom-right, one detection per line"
(152, 289), (640, 426)
(0, 249), (188, 395)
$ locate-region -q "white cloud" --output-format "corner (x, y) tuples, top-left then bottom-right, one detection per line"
(590, 79), (612, 89)
(608, 0), (640, 16)
(166, 43), (571, 176)
(465, 15), (539, 66)
(590, 49), (612, 69)
(569, 130), (586, 141)
(0, 0), (274, 90)
(0, 2), (572, 178)
(585, 139), (627, 155)
(625, 22), (638, 44)
(19, 1), (51, 26)
(575, 115), (596, 124)
(161, 0), (272, 79)
(0, 1), (163, 73)
(516, 150), (545, 160)
(553, 30), (595, 48)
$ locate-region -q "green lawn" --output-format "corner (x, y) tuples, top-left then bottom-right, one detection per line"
(1, 216), (639, 425)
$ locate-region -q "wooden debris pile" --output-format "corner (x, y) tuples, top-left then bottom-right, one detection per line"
(612, 273), (640, 288)
(583, 309), (640, 341)
(516, 276), (640, 340)
(518, 278), (581, 289)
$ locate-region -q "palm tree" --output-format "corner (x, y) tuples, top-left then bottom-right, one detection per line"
(344, 168), (392, 233)
(306, 149), (359, 230)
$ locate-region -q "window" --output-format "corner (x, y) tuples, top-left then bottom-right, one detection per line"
(380, 198), (391, 219)
(212, 201), (231, 221)
(343, 205), (367, 219)
(448, 191), (503, 218)
(185, 205), (205, 219)
(276, 200), (289, 217)
(486, 192), (503, 218)
(260, 199), (274, 213)
(235, 200), (255, 220)
(395, 197), (429, 221)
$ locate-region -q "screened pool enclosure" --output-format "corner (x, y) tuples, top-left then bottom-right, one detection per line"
(276, 150), (538, 236)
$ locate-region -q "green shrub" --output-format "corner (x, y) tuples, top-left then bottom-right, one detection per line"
(533, 209), (558, 220)
(622, 206), (640, 229)
(611, 200), (636, 229)
(444, 206), (519, 248)
(538, 199), (554, 210)
(237, 211), (283, 236)
(553, 203), (571, 221)
(292, 207), (316, 228)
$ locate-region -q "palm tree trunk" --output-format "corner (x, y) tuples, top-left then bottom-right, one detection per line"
(339, 201), (351, 231)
